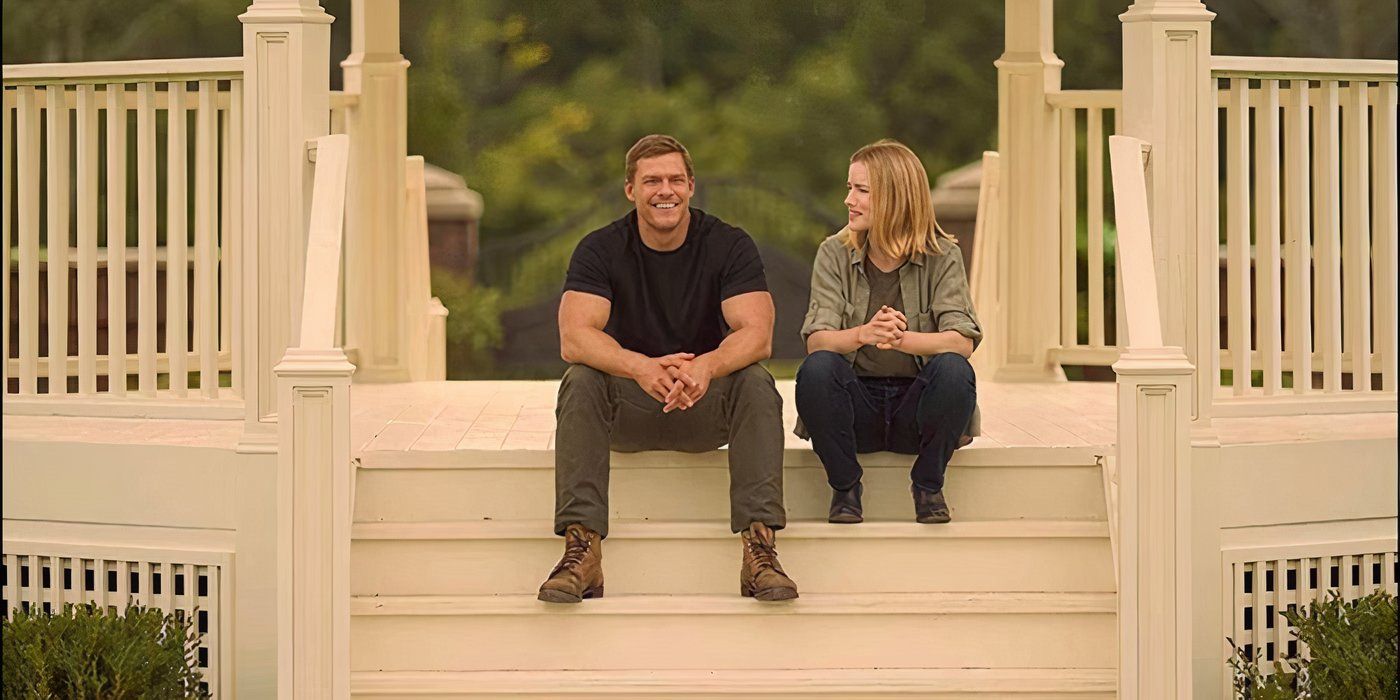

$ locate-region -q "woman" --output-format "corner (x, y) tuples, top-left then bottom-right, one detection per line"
(795, 139), (981, 525)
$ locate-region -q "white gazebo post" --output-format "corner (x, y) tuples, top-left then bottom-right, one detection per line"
(993, 0), (1066, 381)
(1120, 0), (1217, 431)
(341, 0), (412, 382)
(238, 0), (333, 452)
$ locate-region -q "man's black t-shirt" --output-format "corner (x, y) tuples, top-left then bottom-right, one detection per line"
(563, 208), (768, 358)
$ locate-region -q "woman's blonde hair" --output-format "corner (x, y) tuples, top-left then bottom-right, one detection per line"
(845, 139), (954, 259)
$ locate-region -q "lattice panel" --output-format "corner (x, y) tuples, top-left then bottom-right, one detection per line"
(1227, 545), (1398, 673)
(1, 544), (231, 698)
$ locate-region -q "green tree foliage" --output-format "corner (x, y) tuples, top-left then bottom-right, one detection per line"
(2, 603), (209, 699)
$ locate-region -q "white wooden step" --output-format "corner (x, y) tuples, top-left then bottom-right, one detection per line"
(351, 520), (1114, 596)
(354, 455), (1107, 523)
(351, 667), (1117, 698)
(350, 592), (1117, 672)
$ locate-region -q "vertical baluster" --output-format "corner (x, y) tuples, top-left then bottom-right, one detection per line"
(1060, 106), (1077, 348)
(45, 84), (70, 396)
(137, 560), (152, 609)
(1273, 557), (1289, 660)
(195, 81), (219, 397)
(3, 95), (12, 396)
(1284, 80), (1313, 393)
(136, 83), (158, 396)
(219, 94), (231, 374)
(1374, 82), (1398, 393)
(1087, 108), (1105, 348)
(1112, 107), (1126, 347)
(1253, 81), (1283, 394)
(1313, 80), (1344, 392)
(1297, 557), (1315, 658)
(17, 86), (40, 394)
(166, 81), (189, 396)
(106, 84), (128, 395)
(1342, 81), (1372, 391)
(1383, 552), (1397, 597)
(76, 85), (99, 395)
(3, 553), (16, 617)
(227, 80), (243, 397)
(1227, 78), (1253, 394)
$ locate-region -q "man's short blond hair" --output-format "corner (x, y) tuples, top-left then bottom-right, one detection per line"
(625, 134), (694, 183)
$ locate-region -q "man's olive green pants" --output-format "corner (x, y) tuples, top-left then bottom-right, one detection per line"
(553, 363), (787, 538)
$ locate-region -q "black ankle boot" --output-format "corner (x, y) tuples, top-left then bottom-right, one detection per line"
(828, 482), (863, 524)
(912, 484), (951, 524)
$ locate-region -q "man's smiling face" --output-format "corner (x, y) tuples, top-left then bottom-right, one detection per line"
(625, 152), (694, 235)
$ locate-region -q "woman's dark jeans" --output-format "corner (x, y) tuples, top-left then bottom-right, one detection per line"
(795, 350), (976, 493)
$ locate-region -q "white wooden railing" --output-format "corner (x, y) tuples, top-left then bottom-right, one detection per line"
(3, 58), (243, 416)
(1050, 90), (1126, 367)
(1211, 56), (1398, 416)
(273, 133), (353, 698)
(1107, 133), (1195, 700)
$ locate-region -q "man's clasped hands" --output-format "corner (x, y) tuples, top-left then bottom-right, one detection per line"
(631, 305), (910, 413)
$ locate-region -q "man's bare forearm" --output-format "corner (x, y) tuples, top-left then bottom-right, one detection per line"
(560, 327), (649, 378)
(697, 325), (771, 378)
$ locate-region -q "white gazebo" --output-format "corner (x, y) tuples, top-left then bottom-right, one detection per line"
(2, 1), (1395, 697)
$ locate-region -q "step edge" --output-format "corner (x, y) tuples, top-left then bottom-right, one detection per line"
(352, 519), (1110, 541)
(350, 667), (1119, 694)
(351, 591), (1119, 617)
(358, 446), (1107, 470)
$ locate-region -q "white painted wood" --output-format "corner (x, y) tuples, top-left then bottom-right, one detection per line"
(45, 84), (70, 396)
(227, 80), (243, 399)
(76, 85), (99, 396)
(1060, 109), (1077, 348)
(352, 520), (1112, 597)
(341, 0), (412, 383)
(1226, 78), (1252, 395)
(1284, 80), (1313, 394)
(1376, 82), (1399, 393)
(1313, 81), (1344, 393)
(352, 668), (1118, 697)
(3, 57), (243, 84)
(2, 99), (11, 396)
(1254, 80), (1283, 394)
(1087, 108), (1105, 348)
(992, 0), (1064, 382)
(1121, 0), (1217, 433)
(273, 131), (352, 700)
(1210, 56), (1398, 82)
(1108, 127), (1196, 700)
(136, 82), (158, 396)
(105, 84), (128, 396)
(166, 81), (189, 396)
(16, 87), (39, 395)
(351, 592), (1116, 672)
(196, 80), (219, 397)
(239, 2), (332, 454)
(969, 151), (1005, 380)
(1342, 81), (1372, 391)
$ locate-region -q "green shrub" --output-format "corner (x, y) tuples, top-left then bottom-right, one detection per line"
(2, 603), (208, 699)
(1229, 590), (1398, 699)
(431, 266), (506, 379)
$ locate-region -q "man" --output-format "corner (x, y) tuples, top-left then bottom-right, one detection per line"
(539, 134), (797, 604)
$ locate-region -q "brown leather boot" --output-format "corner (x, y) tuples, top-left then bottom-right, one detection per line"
(537, 523), (604, 603)
(740, 522), (798, 601)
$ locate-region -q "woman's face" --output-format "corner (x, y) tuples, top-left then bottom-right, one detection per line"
(845, 160), (872, 233)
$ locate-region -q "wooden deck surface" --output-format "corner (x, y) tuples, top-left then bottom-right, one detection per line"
(4, 379), (1393, 452)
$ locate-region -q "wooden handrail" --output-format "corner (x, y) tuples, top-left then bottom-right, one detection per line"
(1107, 135), (1163, 349)
(1211, 55), (1397, 81)
(1046, 89), (1122, 109)
(297, 134), (351, 350)
(3, 57), (244, 85)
